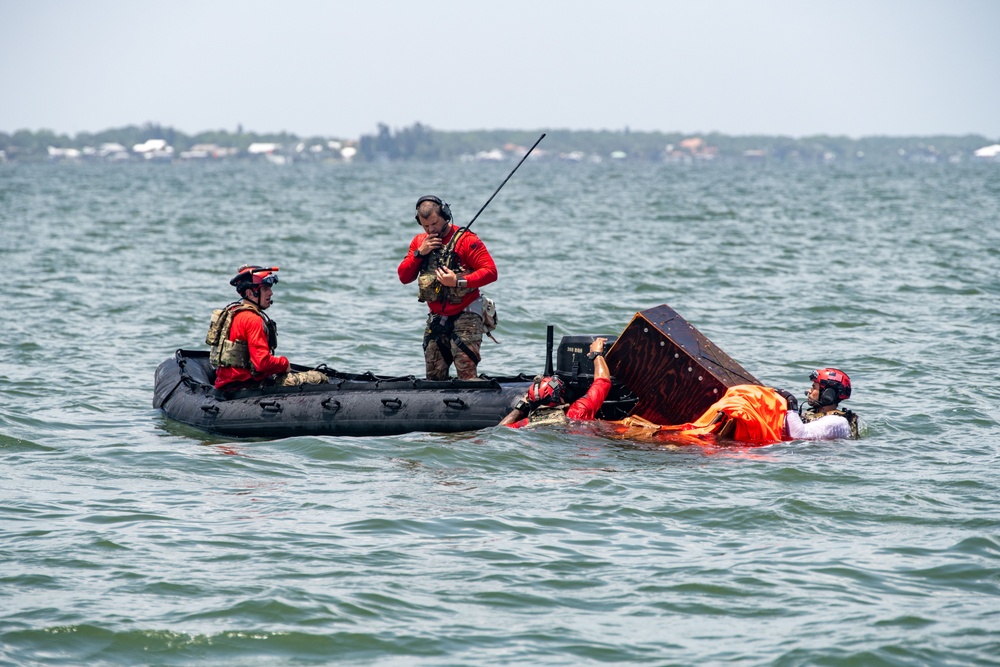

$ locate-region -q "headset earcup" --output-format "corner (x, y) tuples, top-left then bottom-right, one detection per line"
(415, 196), (451, 223)
(820, 387), (838, 406)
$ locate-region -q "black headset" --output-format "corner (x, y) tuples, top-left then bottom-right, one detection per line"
(414, 195), (452, 223)
(818, 387), (840, 407)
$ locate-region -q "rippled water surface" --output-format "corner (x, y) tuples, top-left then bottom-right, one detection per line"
(2, 159), (999, 666)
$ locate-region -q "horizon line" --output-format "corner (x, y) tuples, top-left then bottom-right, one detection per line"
(2, 123), (998, 142)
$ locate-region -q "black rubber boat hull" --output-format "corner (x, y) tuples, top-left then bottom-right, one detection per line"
(154, 350), (532, 438)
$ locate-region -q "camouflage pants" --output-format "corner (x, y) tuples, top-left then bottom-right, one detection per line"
(423, 311), (484, 381)
(274, 369), (329, 387)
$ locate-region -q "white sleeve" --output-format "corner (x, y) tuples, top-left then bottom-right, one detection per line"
(785, 411), (852, 441)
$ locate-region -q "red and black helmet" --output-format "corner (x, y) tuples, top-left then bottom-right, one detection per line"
(809, 367), (852, 406)
(526, 375), (566, 408)
(230, 265), (279, 294)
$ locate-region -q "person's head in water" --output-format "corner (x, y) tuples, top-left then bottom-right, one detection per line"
(524, 375), (567, 410)
(230, 265), (279, 310)
(806, 367), (852, 412)
(414, 195), (452, 238)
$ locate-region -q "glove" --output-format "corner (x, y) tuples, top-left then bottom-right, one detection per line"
(775, 388), (798, 412)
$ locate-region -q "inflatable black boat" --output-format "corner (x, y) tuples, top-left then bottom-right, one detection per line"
(153, 350), (538, 439)
(153, 332), (637, 439)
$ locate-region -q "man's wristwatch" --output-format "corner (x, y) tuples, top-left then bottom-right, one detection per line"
(412, 249), (423, 259)
(457, 279), (468, 289)
(587, 350), (604, 360)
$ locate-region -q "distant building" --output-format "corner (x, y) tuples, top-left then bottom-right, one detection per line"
(47, 146), (81, 161)
(973, 144), (1000, 160)
(133, 139), (167, 152)
(132, 139), (174, 161)
(680, 137), (704, 152)
(248, 142), (281, 155)
(475, 149), (504, 161)
(668, 136), (718, 161)
(179, 144), (236, 159)
(99, 143), (128, 160)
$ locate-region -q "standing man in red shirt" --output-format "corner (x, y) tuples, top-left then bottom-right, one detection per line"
(499, 338), (611, 428)
(207, 265), (328, 391)
(397, 195), (498, 380)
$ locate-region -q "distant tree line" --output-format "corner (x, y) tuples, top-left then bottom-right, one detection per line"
(357, 126), (996, 163)
(1, 121), (996, 163)
(0, 123), (330, 162)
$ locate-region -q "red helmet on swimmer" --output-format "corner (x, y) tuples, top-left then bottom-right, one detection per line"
(809, 367), (852, 407)
(526, 375), (566, 409)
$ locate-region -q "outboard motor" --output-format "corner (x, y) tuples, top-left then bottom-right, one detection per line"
(547, 330), (637, 421)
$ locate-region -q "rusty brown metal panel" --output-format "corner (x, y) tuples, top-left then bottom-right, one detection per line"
(606, 304), (759, 425)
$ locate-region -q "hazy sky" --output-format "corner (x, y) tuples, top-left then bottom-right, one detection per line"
(2, 0), (998, 139)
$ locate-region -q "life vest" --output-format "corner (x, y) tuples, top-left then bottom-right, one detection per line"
(205, 301), (278, 370)
(802, 407), (860, 440)
(608, 385), (788, 446)
(417, 227), (476, 304)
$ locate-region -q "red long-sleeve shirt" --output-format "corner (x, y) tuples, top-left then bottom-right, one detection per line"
(397, 226), (498, 316)
(507, 378), (612, 429)
(214, 309), (290, 389)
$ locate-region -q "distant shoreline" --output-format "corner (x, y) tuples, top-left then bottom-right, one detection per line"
(2, 123), (998, 164)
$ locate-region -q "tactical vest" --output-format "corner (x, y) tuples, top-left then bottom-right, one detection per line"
(527, 406), (571, 428)
(417, 228), (475, 304)
(205, 301), (278, 370)
(802, 407), (860, 440)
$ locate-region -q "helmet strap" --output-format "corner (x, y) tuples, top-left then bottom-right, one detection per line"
(245, 286), (263, 308)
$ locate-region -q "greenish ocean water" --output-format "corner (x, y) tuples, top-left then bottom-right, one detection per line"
(2, 159), (999, 666)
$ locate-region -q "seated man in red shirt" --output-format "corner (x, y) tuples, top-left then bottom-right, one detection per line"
(499, 338), (610, 428)
(206, 265), (328, 391)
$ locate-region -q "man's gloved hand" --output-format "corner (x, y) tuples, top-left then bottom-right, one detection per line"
(775, 388), (798, 412)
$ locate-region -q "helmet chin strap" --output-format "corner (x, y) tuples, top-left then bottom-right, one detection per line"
(246, 287), (266, 309)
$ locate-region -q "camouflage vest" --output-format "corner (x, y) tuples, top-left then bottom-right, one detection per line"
(527, 406), (571, 428)
(802, 407), (860, 440)
(205, 301), (277, 370)
(417, 227), (475, 304)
